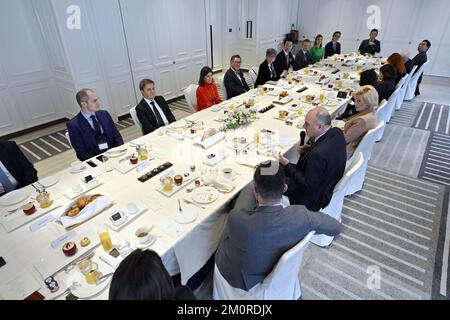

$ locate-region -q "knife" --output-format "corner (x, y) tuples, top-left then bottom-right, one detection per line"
(119, 155), (132, 163)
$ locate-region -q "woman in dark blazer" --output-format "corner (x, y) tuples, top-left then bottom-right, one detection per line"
(255, 48), (281, 87)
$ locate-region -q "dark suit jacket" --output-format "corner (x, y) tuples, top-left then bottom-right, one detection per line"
(376, 80), (396, 103)
(412, 51), (427, 78)
(284, 127), (347, 211)
(405, 59), (414, 74)
(0, 141), (38, 191)
(136, 96), (176, 135)
(358, 39), (381, 55)
(254, 60), (279, 87)
(215, 185), (342, 291)
(224, 68), (250, 99)
(293, 50), (312, 71)
(67, 110), (124, 161)
(324, 41), (341, 58)
(274, 50), (294, 76)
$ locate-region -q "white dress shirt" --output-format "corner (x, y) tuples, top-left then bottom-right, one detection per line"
(144, 98), (169, 125)
(0, 160), (19, 194)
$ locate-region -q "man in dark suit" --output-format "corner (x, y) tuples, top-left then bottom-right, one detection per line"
(0, 140), (38, 196)
(67, 89), (124, 161)
(412, 40), (430, 96)
(293, 39), (312, 71)
(254, 48), (280, 87)
(224, 55), (250, 99)
(274, 37), (294, 77)
(215, 160), (342, 291)
(324, 31), (342, 58)
(136, 79), (176, 135)
(275, 107), (347, 211)
(358, 29), (381, 56)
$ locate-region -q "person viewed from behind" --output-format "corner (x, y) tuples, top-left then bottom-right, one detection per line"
(196, 66), (223, 112)
(359, 29), (381, 56)
(341, 85), (379, 159)
(293, 39), (312, 71)
(324, 31), (342, 58)
(309, 34), (325, 63)
(109, 249), (195, 300)
(387, 53), (406, 85)
(255, 48), (281, 87)
(377, 64), (397, 103)
(224, 55), (250, 99)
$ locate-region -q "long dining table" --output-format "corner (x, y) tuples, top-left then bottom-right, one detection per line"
(0, 53), (383, 300)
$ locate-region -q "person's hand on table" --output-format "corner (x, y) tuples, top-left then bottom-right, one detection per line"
(281, 70), (288, 78)
(272, 151), (289, 166)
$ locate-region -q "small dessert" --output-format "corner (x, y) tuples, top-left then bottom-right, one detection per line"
(22, 202), (36, 215)
(67, 207), (80, 217)
(195, 179), (201, 187)
(319, 75), (326, 81)
(80, 237), (91, 247)
(62, 242), (77, 257)
(190, 127), (197, 134)
(279, 91), (289, 99)
(174, 175), (183, 186)
(130, 154), (138, 165)
(328, 84), (334, 89)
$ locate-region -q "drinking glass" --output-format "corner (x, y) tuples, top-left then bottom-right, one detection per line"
(102, 155), (113, 172)
(37, 191), (52, 209)
(98, 230), (113, 251)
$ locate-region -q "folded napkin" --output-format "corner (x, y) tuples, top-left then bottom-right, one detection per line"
(59, 196), (113, 228)
(194, 132), (225, 149)
(203, 177), (235, 193)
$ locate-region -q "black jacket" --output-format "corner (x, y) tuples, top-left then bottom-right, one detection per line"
(293, 50), (312, 71)
(324, 41), (341, 58)
(274, 50), (294, 76)
(254, 60), (279, 87)
(283, 128), (347, 211)
(358, 39), (381, 55)
(412, 51), (427, 74)
(136, 96), (176, 135)
(376, 80), (396, 103)
(0, 141), (38, 191)
(224, 68), (250, 99)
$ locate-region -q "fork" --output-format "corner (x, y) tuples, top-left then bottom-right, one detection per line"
(183, 198), (206, 210)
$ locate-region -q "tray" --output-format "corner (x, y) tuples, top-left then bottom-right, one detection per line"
(156, 173), (197, 197)
(63, 179), (104, 200)
(104, 201), (148, 232)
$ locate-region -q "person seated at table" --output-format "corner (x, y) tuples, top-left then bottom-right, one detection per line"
(109, 249), (196, 300)
(67, 89), (124, 161)
(309, 34), (325, 64)
(224, 55), (250, 99)
(341, 86), (379, 159)
(400, 50), (414, 75)
(387, 53), (406, 85)
(0, 140), (38, 196)
(136, 79), (176, 135)
(377, 64), (397, 103)
(215, 160), (342, 291)
(255, 48), (284, 87)
(293, 39), (312, 71)
(324, 31), (342, 58)
(196, 66), (223, 112)
(274, 36), (295, 77)
(412, 40), (431, 96)
(359, 29), (381, 56)
(274, 107), (347, 211)
(338, 68), (379, 120)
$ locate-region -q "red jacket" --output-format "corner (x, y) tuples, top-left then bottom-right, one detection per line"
(196, 82), (222, 111)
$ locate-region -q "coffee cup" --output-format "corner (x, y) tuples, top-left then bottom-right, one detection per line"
(127, 202), (138, 215)
(135, 227), (151, 244)
(223, 168), (235, 180)
(72, 183), (82, 194)
(71, 161), (84, 171)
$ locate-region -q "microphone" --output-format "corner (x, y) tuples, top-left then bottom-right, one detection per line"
(300, 131), (306, 146)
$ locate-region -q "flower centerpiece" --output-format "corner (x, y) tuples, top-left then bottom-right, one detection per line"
(219, 106), (258, 132)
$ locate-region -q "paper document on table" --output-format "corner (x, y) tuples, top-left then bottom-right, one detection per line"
(279, 134), (299, 148)
(0, 270), (41, 300)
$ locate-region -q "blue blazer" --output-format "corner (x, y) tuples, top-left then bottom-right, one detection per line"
(67, 110), (124, 161)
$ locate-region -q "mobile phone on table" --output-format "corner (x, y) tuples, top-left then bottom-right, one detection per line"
(96, 155), (106, 162)
(87, 160), (97, 167)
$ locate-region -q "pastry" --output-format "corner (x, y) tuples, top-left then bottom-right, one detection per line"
(67, 207), (80, 217)
(88, 194), (100, 203)
(76, 196), (89, 209)
(62, 242), (77, 257)
(80, 237), (91, 247)
(22, 202), (36, 215)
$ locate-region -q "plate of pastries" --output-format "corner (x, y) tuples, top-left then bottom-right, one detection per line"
(65, 194), (102, 218)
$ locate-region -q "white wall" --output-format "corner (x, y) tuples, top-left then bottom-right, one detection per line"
(297, 0), (450, 77)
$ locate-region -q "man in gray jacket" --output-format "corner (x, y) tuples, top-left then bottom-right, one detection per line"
(215, 160), (342, 291)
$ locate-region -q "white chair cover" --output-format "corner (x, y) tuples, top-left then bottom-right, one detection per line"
(310, 153), (364, 247)
(184, 84), (198, 112)
(249, 67), (259, 87)
(405, 61), (429, 101)
(395, 66), (416, 110)
(213, 232), (315, 300)
(345, 121), (385, 196)
(375, 100), (388, 141)
(217, 76), (227, 100)
(385, 87), (400, 123)
(129, 106), (143, 132)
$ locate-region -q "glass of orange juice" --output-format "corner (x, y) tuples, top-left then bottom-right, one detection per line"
(98, 230), (113, 251)
(337, 80), (343, 89)
(319, 92), (325, 102)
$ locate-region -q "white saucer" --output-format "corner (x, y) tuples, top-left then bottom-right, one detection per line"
(0, 188), (30, 207)
(130, 233), (156, 249)
(70, 166), (86, 174)
(38, 176), (59, 188)
(174, 207), (198, 224)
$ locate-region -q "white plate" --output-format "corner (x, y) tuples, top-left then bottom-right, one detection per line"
(191, 186), (219, 204)
(38, 176), (59, 188)
(105, 148), (127, 158)
(170, 120), (187, 129)
(70, 166), (86, 174)
(65, 258), (113, 299)
(174, 207), (198, 224)
(130, 233), (156, 249)
(0, 188), (31, 207)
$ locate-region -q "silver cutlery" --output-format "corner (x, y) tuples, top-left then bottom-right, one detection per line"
(178, 199), (182, 212)
(118, 155), (132, 163)
(95, 272), (115, 285)
(183, 198), (206, 210)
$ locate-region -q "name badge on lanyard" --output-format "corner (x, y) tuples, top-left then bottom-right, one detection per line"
(98, 142), (109, 150)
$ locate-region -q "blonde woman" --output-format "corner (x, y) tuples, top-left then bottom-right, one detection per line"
(342, 85), (379, 159)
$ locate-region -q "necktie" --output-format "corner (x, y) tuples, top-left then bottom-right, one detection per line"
(151, 101), (164, 126)
(0, 167), (14, 194)
(286, 54), (290, 68)
(91, 115), (101, 135)
(270, 64), (277, 78)
(333, 43), (336, 52)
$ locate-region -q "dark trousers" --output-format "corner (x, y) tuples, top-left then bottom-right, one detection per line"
(171, 254), (215, 290)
